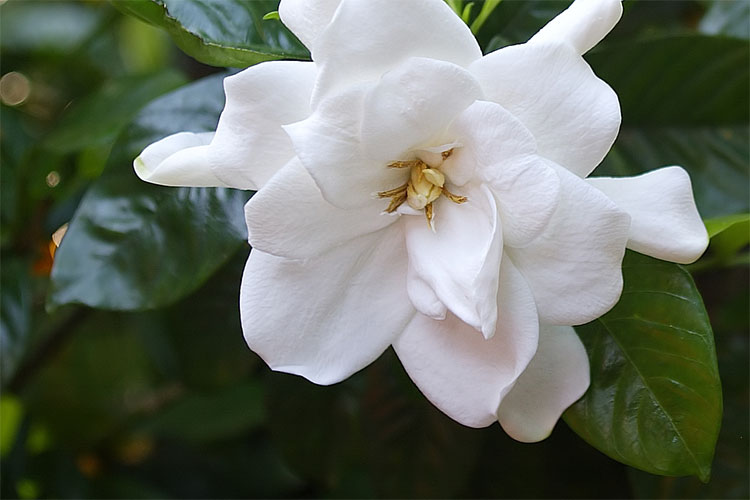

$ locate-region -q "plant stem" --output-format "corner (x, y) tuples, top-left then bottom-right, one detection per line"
(470, 0), (503, 35)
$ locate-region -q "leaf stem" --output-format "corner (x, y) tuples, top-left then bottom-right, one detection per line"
(445, 0), (464, 17)
(470, 0), (503, 35)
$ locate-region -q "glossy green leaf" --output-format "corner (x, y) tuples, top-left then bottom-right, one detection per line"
(701, 213), (750, 266)
(48, 74), (250, 311)
(113, 0), (308, 68)
(704, 213), (750, 239)
(565, 251), (722, 481)
(44, 70), (186, 153)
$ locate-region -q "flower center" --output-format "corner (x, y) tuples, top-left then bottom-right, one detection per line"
(377, 148), (467, 227)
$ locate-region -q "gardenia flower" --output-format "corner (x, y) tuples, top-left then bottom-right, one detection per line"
(134, 0), (708, 441)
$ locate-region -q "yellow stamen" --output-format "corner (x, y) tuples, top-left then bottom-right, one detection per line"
(377, 149), (466, 224)
(377, 184), (408, 198)
(387, 160), (422, 169)
(442, 186), (467, 204)
(384, 192), (407, 213)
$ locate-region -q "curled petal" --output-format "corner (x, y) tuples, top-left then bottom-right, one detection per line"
(394, 257), (539, 428)
(134, 132), (230, 187)
(137, 62), (317, 191)
(245, 159), (395, 260)
(311, 0), (482, 106)
(278, 0), (341, 50)
(470, 42), (620, 178)
(509, 164), (630, 325)
(240, 224), (413, 385)
(406, 267), (447, 321)
(498, 325), (590, 443)
(208, 61), (317, 190)
(588, 167), (709, 264)
(446, 101), (560, 247)
(405, 184), (501, 339)
(529, 0), (622, 55)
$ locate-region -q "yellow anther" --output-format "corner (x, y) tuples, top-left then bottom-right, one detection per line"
(387, 160), (421, 169)
(422, 168), (445, 187)
(377, 149), (466, 224)
(442, 186), (467, 204)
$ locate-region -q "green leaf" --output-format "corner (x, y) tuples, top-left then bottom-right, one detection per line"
(0, 260), (32, 382)
(138, 382), (265, 443)
(48, 74), (250, 311)
(44, 70), (186, 154)
(587, 36), (749, 126)
(478, 0), (570, 52)
(0, 395), (23, 457)
(704, 213), (750, 239)
(361, 351), (481, 498)
(565, 251), (722, 482)
(701, 213), (750, 266)
(587, 35), (749, 218)
(267, 372), (371, 494)
(600, 126), (749, 219)
(113, 0), (308, 68)
(23, 311), (160, 446)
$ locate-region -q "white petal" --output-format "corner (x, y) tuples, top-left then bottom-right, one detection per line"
(509, 165), (630, 325)
(406, 267), (447, 321)
(446, 101), (560, 247)
(529, 0), (622, 55)
(287, 59), (481, 211)
(278, 0), (341, 50)
(497, 325), (590, 443)
(361, 58), (482, 164)
(470, 42), (620, 178)
(285, 83), (404, 210)
(207, 61), (317, 190)
(394, 257), (539, 428)
(240, 223), (413, 385)
(134, 132), (230, 187)
(405, 184), (501, 339)
(587, 167), (709, 264)
(244, 159), (395, 259)
(311, 0), (481, 106)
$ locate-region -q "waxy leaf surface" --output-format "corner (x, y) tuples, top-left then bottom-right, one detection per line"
(48, 75), (249, 310)
(113, 0), (308, 67)
(565, 251), (722, 481)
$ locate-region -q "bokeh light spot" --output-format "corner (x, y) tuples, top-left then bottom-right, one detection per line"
(0, 72), (31, 106)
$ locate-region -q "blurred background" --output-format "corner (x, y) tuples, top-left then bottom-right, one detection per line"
(0, 0), (748, 498)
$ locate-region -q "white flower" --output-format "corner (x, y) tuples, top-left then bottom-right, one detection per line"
(134, 0), (708, 441)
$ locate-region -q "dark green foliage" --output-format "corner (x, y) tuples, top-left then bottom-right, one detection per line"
(1, 1), (746, 498)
